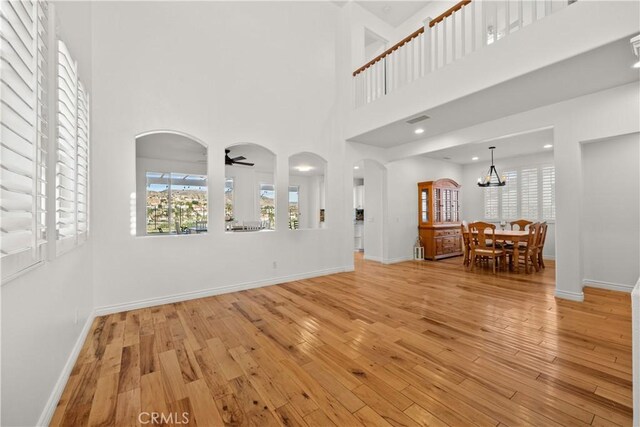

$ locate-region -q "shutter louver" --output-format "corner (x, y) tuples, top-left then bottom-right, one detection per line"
(500, 170), (518, 220)
(542, 166), (555, 220)
(484, 187), (498, 220)
(1, 0), (48, 280)
(76, 81), (89, 240)
(520, 167), (539, 219)
(56, 40), (77, 251)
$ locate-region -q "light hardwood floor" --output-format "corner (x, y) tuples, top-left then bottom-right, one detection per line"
(51, 255), (633, 426)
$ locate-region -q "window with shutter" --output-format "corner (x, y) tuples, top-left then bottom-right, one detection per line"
(542, 166), (555, 220)
(1, 0), (49, 281)
(520, 167), (539, 219)
(483, 187), (499, 220)
(55, 40), (89, 253)
(500, 170), (518, 220)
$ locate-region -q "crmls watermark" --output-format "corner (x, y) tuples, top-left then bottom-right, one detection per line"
(138, 412), (190, 424)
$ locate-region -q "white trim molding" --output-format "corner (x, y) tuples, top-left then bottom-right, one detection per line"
(383, 256), (414, 265)
(632, 277), (640, 427)
(38, 310), (97, 426)
(95, 266), (351, 316)
(554, 289), (584, 302)
(583, 279), (635, 293)
(363, 255), (383, 263)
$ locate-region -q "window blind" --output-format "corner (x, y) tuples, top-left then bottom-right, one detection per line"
(56, 40), (77, 252)
(483, 187), (499, 220)
(520, 168), (539, 219)
(500, 170), (518, 220)
(1, 0), (48, 280)
(542, 166), (555, 220)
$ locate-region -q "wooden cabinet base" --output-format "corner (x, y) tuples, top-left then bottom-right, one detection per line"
(427, 251), (463, 260)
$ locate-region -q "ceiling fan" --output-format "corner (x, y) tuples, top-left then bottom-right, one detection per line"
(225, 149), (254, 167)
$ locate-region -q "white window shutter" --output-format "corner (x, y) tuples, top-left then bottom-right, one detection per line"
(76, 81), (89, 240)
(1, 0), (49, 280)
(520, 167), (539, 219)
(483, 187), (498, 220)
(500, 170), (518, 220)
(542, 166), (555, 220)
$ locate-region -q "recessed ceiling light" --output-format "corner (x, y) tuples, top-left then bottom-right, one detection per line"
(443, 157), (451, 160)
(414, 128), (424, 135)
(295, 165), (313, 172)
(543, 144), (553, 149)
(472, 156), (479, 161)
(354, 166), (360, 170)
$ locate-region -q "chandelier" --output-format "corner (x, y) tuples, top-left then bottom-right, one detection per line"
(477, 146), (506, 187)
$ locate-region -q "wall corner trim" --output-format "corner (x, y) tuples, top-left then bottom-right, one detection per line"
(37, 310), (97, 427)
(582, 279), (635, 293)
(554, 289), (585, 302)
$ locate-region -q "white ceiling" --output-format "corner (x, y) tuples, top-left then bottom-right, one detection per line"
(136, 132), (206, 163)
(349, 37), (640, 147)
(356, 1), (431, 27)
(289, 152), (327, 176)
(422, 128), (554, 165)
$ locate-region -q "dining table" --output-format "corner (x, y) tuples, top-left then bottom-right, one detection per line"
(464, 229), (530, 273)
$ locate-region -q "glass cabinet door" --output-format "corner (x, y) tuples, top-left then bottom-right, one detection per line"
(421, 188), (429, 222)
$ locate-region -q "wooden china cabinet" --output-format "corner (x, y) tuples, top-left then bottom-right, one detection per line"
(418, 179), (462, 260)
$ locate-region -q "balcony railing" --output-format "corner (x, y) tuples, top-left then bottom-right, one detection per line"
(353, 0), (574, 107)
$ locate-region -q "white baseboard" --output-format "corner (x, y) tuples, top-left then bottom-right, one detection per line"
(363, 255), (383, 263)
(95, 266), (351, 316)
(555, 289), (584, 302)
(383, 256), (414, 265)
(38, 310), (96, 426)
(583, 279), (635, 293)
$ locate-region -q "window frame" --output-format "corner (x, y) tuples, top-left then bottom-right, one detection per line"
(258, 182), (276, 230)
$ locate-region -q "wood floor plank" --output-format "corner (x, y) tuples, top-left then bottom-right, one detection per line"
(52, 255), (633, 427)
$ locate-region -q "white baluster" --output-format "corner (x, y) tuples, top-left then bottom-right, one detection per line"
(545, 0), (551, 17)
(471, 0), (477, 52)
(423, 18), (432, 75)
(494, 2), (499, 43)
(461, 5), (466, 57)
(505, 0), (511, 36)
(533, 0), (539, 22)
(482, 0), (487, 46)
(518, 0), (523, 30)
(443, 18), (448, 65)
(452, 12), (457, 61)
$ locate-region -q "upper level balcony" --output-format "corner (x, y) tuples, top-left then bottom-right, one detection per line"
(346, 0), (640, 146)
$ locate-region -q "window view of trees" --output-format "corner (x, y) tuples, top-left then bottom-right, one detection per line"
(146, 172), (208, 234)
(260, 184), (275, 230)
(225, 178), (234, 222)
(289, 186), (299, 229)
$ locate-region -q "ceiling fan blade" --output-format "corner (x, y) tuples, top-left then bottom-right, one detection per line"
(233, 161), (255, 166)
(231, 156), (246, 161)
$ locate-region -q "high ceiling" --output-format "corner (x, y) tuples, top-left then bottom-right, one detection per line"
(136, 132), (206, 163)
(422, 128), (554, 165)
(356, 1), (431, 27)
(349, 37), (640, 147)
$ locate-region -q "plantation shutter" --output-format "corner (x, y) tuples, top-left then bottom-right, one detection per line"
(500, 170), (518, 220)
(76, 81), (89, 240)
(1, 0), (49, 280)
(56, 40), (78, 251)
(520, 167), (539, 219)
(483, 187), (498, 220)
(542, 166), (555, 220)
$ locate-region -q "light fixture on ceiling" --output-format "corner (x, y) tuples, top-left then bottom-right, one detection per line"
(472, 156), (479, 161)
(543, 144), (553, 149)
(354, 166), (360, 170)
(414, 128), (424, 135)
(631, 34), (640, 68)
(295, 165), (313, 172)
(477, 147), (506, 187)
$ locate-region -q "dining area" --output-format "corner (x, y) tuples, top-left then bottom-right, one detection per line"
(461, 220), (549, 274)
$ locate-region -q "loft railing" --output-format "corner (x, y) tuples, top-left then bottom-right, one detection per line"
(353, 0), (574, 107)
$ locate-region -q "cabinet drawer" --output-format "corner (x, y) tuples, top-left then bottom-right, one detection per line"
(442, 237), (455, 245)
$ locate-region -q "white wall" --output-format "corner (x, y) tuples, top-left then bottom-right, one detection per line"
(1, 2), (94, 426)
(385, 156), (463, 262)
(90, 2), (349, 311)
(460, 151), (557, 258)
(582, 133), (640, 289)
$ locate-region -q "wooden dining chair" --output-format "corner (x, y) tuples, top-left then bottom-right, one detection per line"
(461, 223), (471, 266)
(468, 222), (506, 274)
(504, 222), (539, 274)
(510, 219), (533, 231)
(536, 222), (548, 269)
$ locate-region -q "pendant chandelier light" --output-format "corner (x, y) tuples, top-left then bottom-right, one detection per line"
(477, 146), (507, 187)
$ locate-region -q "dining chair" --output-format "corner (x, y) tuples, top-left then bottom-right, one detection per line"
(510, 219), (533, 231)
(536, 222), (548, 269)
(467, 222), (506, 274)
(504, 222), (539, 274)
(461, 223), (471, 267)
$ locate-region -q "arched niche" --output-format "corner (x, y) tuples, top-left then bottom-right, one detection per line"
(224, 143), (276, 231)
(288, 152), (327, 230)
(135, 131), (208, 236)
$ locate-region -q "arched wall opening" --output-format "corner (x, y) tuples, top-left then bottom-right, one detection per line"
(352, 158), (387, 263)
(288, 152), (328, 230)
